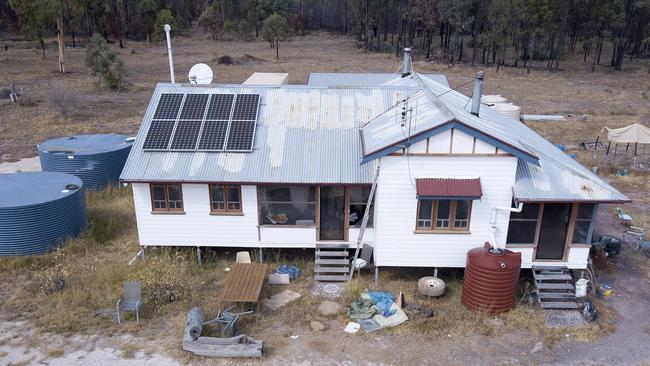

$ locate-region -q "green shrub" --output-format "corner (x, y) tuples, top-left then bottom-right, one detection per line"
(85, 33), (125, 90)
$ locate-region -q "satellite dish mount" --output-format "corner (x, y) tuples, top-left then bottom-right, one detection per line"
(188, 63), (214, 85)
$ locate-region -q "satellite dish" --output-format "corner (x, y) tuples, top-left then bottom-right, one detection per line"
(188, 63), (213, 84)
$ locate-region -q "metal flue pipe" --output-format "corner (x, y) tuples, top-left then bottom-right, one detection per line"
(402, 48), (412, 78)
(471, 71), (485, 116)
(164, 24), (175, 83)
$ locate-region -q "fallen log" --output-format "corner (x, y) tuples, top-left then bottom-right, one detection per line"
(186, 307), (204, 341)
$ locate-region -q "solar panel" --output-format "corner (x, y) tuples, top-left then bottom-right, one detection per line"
(143, 120), (176, 150)
(170, 120), (202, 150)
(206, 94), (235, 120)
(225, 120), (256, 151)
(198, 120), (229, 150)
(153, 94), (184, 119)
(232, 94), (260, 120)
(179, 94), (209, 120)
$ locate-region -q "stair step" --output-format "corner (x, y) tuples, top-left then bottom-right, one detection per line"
(315, 258), (350, 265)
(315, 266), (349, 273)
(316, 250), (349, 257)
(534, 274), (572, 281)
(532, 265), (569, 271)
(537, 292), (576, 299)
(535, 283), (575, 290)
(315, 274), (348, 282)
(316, 243), (350, 249)
(539, 301), (579, 309)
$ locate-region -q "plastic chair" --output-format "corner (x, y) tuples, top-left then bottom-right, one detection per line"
(116, 281), (142, 324)
(353, 244), (374, 276)
(236, 251), (251, 263)
(615, 207), (633, 227)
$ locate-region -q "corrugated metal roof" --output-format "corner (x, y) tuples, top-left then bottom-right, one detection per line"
(120, 84), (421, 184)
(414, 75), (629, 203)
(416, 178), (482, 199)
(121, 72), (629, 203)
(308, 73), (450, 88)
(359, 74), (538, 164)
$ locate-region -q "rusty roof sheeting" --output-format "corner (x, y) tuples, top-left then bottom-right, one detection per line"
(416, 178), (483, 199)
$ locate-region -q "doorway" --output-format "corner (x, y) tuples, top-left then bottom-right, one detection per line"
(535, 203), (572, 260)
(318, 186), (346, 241)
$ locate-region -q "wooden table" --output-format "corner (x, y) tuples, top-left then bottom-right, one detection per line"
(218, 263), (268, 304)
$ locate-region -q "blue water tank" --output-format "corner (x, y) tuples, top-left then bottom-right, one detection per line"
(0, 172), (87, 256)
(38, 134), (133, 190)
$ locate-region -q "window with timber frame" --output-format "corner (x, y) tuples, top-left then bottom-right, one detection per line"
(150, 183), (184, 212)
(571, 203), (596, 244)
(416, 199), (472, 232)
(506, 203), (541, 245)
(209, 184), (242, 214)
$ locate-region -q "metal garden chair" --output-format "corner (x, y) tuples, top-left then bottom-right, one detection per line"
(116, 281), (142, 324)
(615, 207), (633, 227)
(623, 226), (646, 251)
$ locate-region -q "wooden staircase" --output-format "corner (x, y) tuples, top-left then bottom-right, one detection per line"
(314, 243), (350, 282)
(532, 266), (578, 309)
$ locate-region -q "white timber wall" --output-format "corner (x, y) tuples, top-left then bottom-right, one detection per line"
(132, 183), (373, 248)
(374, 154), (518, 267)
(512, 247), (590, 269)
(405, 128), (508, 155)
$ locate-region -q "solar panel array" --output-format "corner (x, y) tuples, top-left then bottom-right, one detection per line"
(142, 93), (260, 152)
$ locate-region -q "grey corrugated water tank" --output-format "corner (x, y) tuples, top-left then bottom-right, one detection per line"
(0, 172), (87, 256)
(38, 134), (133, 190)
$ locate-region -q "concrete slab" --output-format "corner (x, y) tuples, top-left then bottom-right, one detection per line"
(262, 290), (301, 311)
(545, 310), (587, 328)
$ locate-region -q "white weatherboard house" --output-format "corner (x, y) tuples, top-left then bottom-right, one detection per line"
(120, 64), (628, 280)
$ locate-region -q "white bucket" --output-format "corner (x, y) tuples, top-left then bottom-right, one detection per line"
(575, 279), (589, 298)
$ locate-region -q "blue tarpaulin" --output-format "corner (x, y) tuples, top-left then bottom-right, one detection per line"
(276, 265), (301, 280)
(367, 291), (395, 317)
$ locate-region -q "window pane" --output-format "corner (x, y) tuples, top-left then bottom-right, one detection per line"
(417, 200), (433, 229)
(454, 200), (470, 228)
(258, 186), (316, 225)
(167, 184), (183, 209)
(259, 202), (315, 225)
(436, 200), (451, 228)
(510, 203), (540, 220)
(262, 186), (315, 203)
(577, 204), (595, 220)
(506, 221), (538, 244)
(168, 184), (182, 201)
(211, 185), (225, 209)
(226, 185), (241, 211)
(350, 187), (370, 203)
(572, 220), (591, 244)
(152, 185), (167, 209)
(152, 185), (166, 201)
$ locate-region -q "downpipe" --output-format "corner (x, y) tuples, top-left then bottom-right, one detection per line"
(489, 202), (524, 252)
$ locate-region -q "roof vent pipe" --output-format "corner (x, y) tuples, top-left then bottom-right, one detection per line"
(471, 71), (485, 116)
(163, 24), (175, 83)
(402, 48), (412, 78)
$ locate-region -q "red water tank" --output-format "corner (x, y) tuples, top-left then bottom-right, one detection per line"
(461, 243), (522, 315)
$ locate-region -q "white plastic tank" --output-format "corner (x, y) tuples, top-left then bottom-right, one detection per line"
(492, 102), (521, 120)
(481, 95), (507, 104)
(575, 279), (589, 298)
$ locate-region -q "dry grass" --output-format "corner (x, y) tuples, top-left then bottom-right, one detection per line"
(44, 348), (65, 358)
